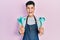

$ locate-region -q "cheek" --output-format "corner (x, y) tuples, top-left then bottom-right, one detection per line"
(27, 9), (29, 12)
(33, 9), (34, 11)
(31, 9), (34, 12)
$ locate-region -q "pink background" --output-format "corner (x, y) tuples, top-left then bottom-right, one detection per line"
(0, 0), (60, 40)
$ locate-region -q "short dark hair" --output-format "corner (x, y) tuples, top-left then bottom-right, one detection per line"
(26, 1), (35, 7)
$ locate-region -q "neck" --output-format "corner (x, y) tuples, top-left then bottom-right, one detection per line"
(28, 15), (34, 17)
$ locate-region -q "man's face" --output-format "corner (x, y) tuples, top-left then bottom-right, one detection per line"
(26, 5), (35, 16)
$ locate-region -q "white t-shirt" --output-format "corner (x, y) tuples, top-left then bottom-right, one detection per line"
(17, 16), (45, 29)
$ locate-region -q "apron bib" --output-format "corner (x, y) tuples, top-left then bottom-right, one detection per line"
(23, 16), (39, 40)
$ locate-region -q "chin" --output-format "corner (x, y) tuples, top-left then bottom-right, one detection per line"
(28, 14), (33, 17)
(29, 14), (33, 16)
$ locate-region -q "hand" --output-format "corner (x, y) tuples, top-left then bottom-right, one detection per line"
(38, 27), (44, 36)
(19, 26), (25, 35)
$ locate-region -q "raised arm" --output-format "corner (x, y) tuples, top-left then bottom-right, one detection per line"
(17, 17), (25, 36)
(38, 17), (45, 36)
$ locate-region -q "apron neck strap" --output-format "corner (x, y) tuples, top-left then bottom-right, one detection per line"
(26, 15), (37, 24)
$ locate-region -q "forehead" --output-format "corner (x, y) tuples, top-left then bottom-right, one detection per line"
(26, 5), (34, 7)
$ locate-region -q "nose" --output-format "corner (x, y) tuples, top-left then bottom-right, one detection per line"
(29, 9), (32, 13)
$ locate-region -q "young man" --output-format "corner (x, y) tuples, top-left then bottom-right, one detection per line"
(17, 1), (45, 40)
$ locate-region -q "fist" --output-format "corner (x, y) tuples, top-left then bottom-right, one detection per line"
(19, 26), (25, 35)
(38, 27), (44, 36)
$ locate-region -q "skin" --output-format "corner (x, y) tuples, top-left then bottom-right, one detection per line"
(26, 5), (35, 17)
(19, 4), (44, 36)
